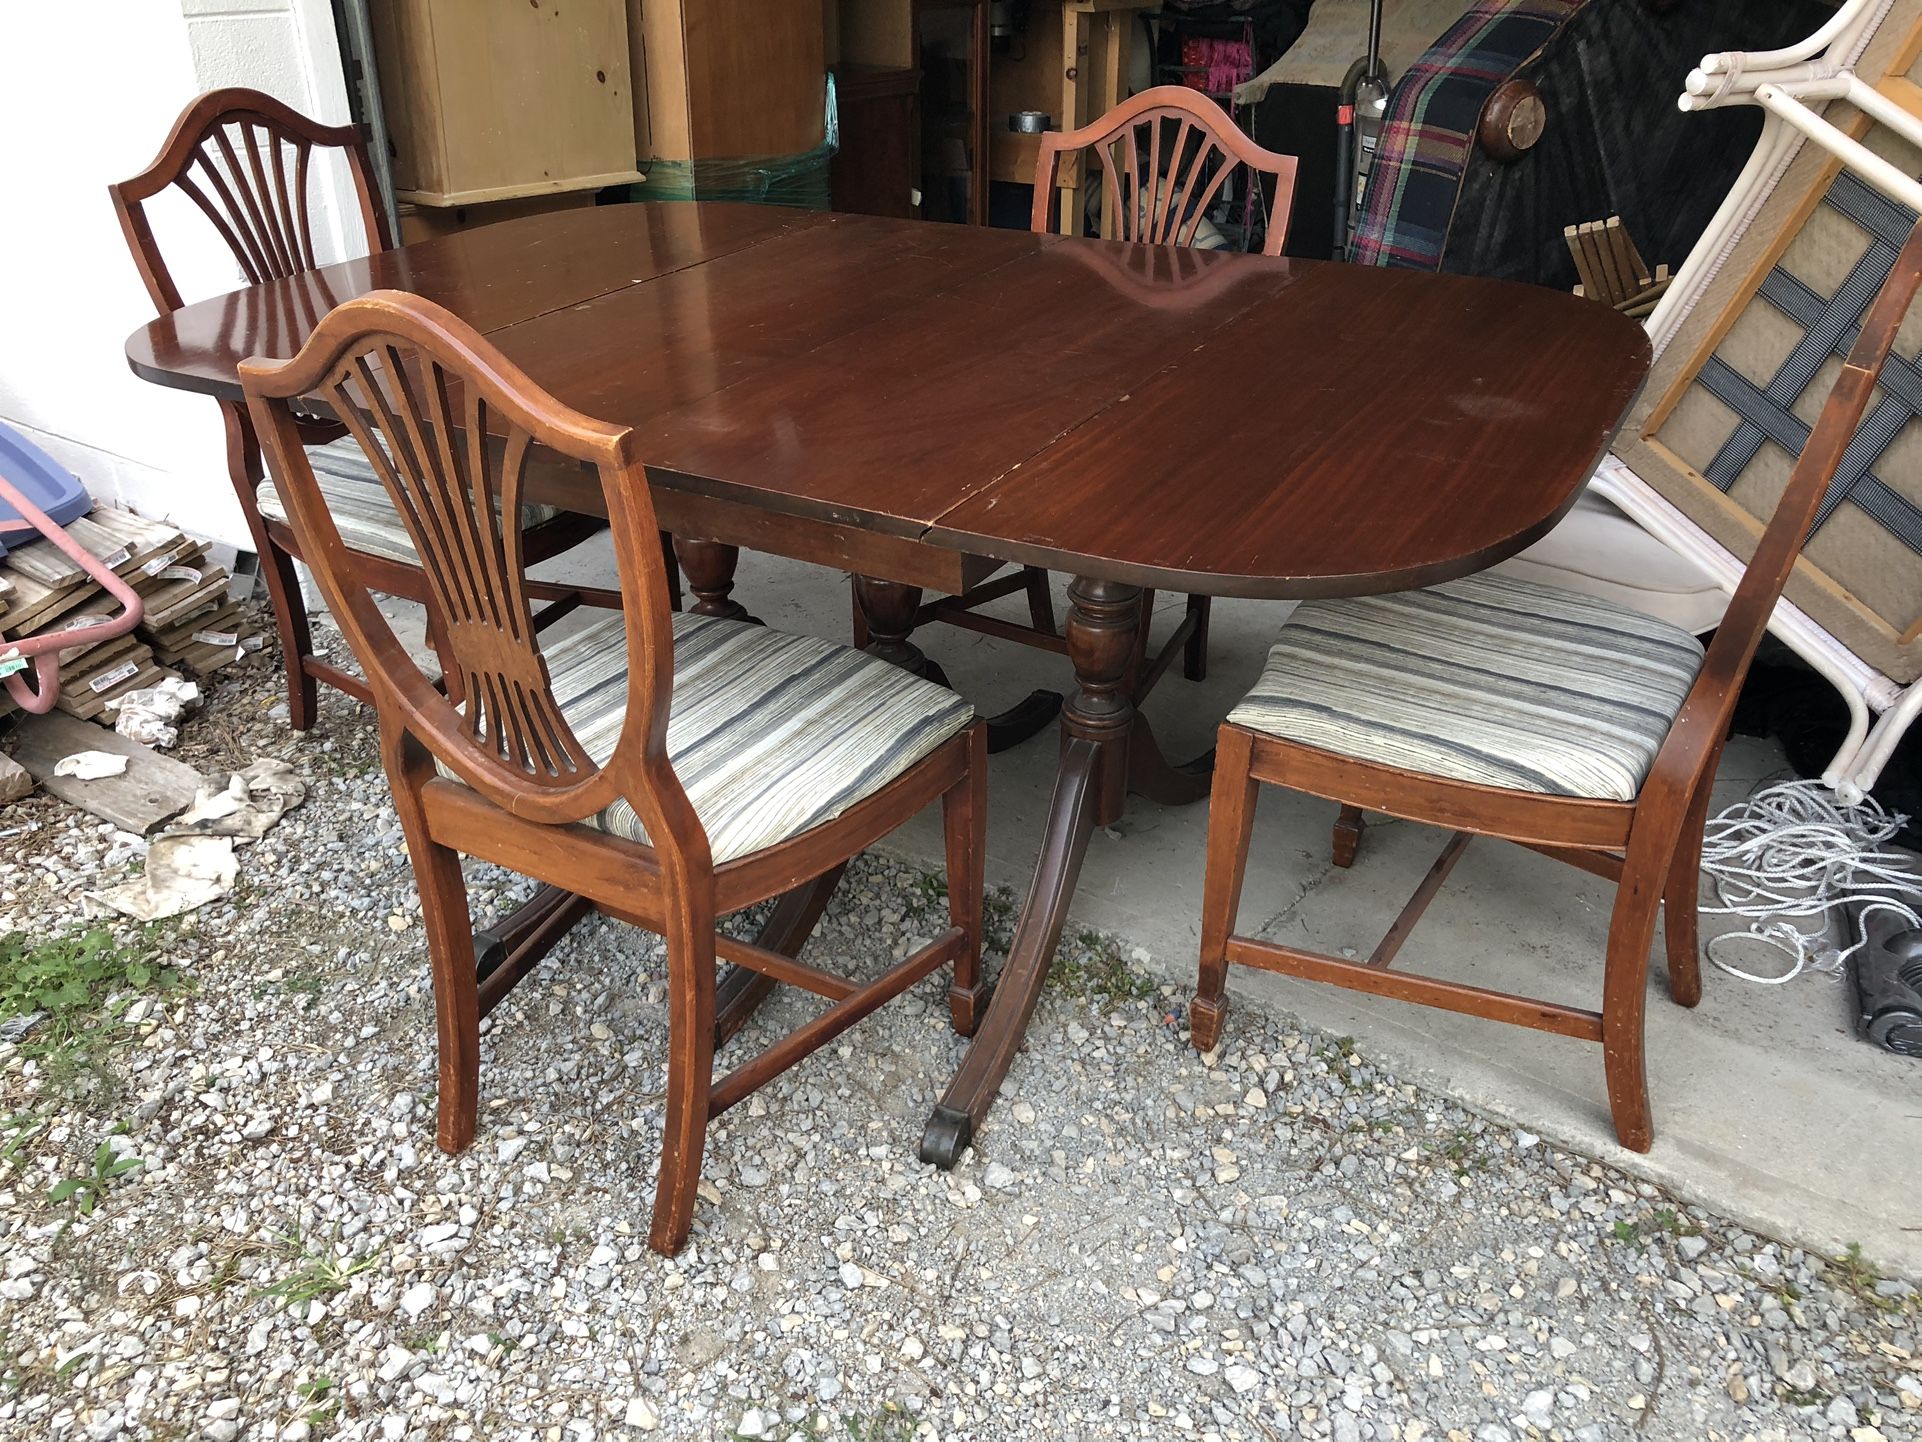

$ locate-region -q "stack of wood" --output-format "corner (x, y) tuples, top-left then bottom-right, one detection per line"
(0, 509), (273, 730)
(1565, 216), (1672, 320)
(2, 509), (199, 721)
(134, 549), (262, 675)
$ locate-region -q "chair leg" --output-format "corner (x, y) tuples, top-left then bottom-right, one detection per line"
(1183, 594), (1210, 681)
(261, 537), (321, 732)
(661, 530), (682, 612)
(1663, 782), (1712, 1009)
(1192, 726), (1260, 1054)
(1332, 804), (1363, 868)
(224, 405), (320, 731)
(850, 580), (870, 651)
(649, 912), (717, 1256)
(1023, 567), (1057, 635)
(1601, 845), (1668, 1153)
(389, 773), (481, 1155)
(943, 724), (990, 1036)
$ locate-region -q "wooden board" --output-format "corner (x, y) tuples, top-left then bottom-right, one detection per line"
(685, 0), (828, 158)
(8, 709), (205, 834)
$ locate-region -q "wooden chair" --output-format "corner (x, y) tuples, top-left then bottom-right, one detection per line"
(1191, 218), (1922, 1153)
(240, 290), (988, 1255)
(916, 87), (1300, 708)
(110, 88), (621, 732)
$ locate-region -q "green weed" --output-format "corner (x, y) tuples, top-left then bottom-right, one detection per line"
(46, 1133), (144, 1216)
(253, 1228), (381, 1311)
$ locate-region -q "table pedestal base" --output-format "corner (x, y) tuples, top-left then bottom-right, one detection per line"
(919, 575), (1214, 1168)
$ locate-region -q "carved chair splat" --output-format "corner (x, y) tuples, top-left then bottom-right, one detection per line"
(110, 88), (632, 733)
(242, 291), (988, 1254)
(915, 87), (1300, 738)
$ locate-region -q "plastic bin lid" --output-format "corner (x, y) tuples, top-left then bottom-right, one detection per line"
(0, 420), (92, 557)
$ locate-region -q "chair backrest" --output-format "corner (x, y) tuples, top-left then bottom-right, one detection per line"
(1030, 86), (1299, 257)
(110, 87), (391, 316)
(1659, 217), (1922, 786)
(238, 292), (699, 859)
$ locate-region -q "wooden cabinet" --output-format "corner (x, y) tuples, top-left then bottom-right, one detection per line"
(372, 0), (644, 208)
(831, 66), (920, 218)
(638, 0), (828, 163)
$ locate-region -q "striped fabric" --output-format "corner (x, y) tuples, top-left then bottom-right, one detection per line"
(260, 436), (563, 565)
(520, 611), (973, 863)
(1348, 0), (1582, 271)
(1228, 574), (1704, 802)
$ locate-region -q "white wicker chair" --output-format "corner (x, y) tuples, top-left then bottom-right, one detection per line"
(1490, 0), (1921, 801)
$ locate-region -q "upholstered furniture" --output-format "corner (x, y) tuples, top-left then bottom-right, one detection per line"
(110, 88), (617, 730)
(241, 290), (988, 1254)
(1193, 218), (1922, 1152)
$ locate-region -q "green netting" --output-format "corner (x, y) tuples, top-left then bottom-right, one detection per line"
(626, 145), (833, 209)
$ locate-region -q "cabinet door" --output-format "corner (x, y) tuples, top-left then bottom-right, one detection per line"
(914, 0), (988, 224)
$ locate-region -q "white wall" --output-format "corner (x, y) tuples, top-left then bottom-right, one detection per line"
(0, 1), (364, 552)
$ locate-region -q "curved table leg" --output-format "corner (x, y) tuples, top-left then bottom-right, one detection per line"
(920, 575), (1141, 1167)
(1126, 711), (1215, 806)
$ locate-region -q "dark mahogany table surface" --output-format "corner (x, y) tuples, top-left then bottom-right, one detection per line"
(127, 202), (1651, 600)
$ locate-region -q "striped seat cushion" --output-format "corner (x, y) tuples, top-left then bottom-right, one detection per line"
(259, 436), (564, 566)
(1228, 574), (1705, 802)
(507, 611), (973, 863)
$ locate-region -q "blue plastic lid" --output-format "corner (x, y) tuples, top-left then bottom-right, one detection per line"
(0, 420), (92, 558)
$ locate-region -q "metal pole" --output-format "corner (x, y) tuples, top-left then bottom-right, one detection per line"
(339, 0), (402, 244)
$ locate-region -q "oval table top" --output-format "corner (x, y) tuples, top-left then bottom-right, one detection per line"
(127, 202), (1651, 599)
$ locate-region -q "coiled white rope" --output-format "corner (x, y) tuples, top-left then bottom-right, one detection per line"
(1698, 778), (1922, 984)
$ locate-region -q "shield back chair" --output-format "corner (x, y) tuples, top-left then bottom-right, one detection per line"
(240, 290), (987, 1255)
(902, 87), (1300, 729)
(110, 88), (634, 733)
(1191, 217), (1922, 1153)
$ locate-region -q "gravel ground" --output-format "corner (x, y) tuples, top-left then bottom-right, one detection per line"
(2, 626), (1920, 1442)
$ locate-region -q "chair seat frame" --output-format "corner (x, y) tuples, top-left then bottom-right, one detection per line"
(1193, 219), (1922, 1152)
(242, 292), (987, 1254)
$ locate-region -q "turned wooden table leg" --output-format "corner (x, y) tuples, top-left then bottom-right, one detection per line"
(919, 575), (1141, 1168)
(854, 575), (948, 683)
(675, 539), (754, 622)
(857, 575), (1063, 751)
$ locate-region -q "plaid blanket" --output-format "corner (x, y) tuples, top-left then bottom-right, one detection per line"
(1349, 0), (1584, 270)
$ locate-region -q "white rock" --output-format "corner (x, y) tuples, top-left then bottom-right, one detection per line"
(982, 1162), (1017, 1191)
(398, 1282), (436, 1320)
(1224, 1364), (1261, 1395)
(623, 1396), (660, 1430)
(376, 1344), (415, 1383)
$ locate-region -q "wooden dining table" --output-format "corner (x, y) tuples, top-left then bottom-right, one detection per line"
(126, 200), (1651, 1168)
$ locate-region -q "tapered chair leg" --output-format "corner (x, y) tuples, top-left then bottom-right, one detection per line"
(1024, 567), (1057, 635)
(1332, 804), (1364, 868)
(225, 406), (321, 731)
(1183, 594), (1210, 681)
(388, 765), (481, 1154)
(261, 537), (321, 731)
(1600, 847), (1667, 1153)
(1192, 725), (1260, 1053)
(943, 723), (990, 1035)
(650, 919), (718, 1256)
(1663, 783), (1712, 1009)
